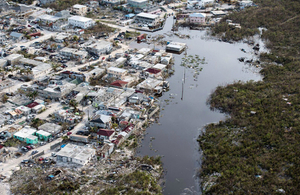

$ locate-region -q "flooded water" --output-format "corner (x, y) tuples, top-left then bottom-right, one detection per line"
(131, 17), (263, 195)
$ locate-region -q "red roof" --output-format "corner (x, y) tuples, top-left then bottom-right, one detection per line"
(122, 124), (134, 133)
(29, 32), (41, 37)
(97, 129), (114, 136)
(146, 68), (161, 74)
(61, 71), (72, 75)
(120, 121), (128, 125)
(110, 80), (128, 88)
(111, 139), (119, 145)
(26, 102), (39, 108)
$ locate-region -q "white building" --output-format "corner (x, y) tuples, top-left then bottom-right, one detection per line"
(197, 0), (214, 7)
(107, 67), (127, 79)
(60, 47), (88, 59)
(72, 4), (88, 16)
(84, 67), (105, 82)
(41, 82), (76, 99)
(135, 13), (159, 25)
(56, 143), (95, 166)
(68, 16), (95, 29)
(38, 14), (61, 24)
(85, 40), (113, 56)
(239, 0), (253, 7)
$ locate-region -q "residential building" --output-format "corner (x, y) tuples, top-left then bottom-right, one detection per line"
(16, 105), (31, 115)
(197, 0), (214, 7)
(72, 4), (88, 16)
(0, 58), (7, 68)
(13, 126), (38, 144)
(135, 12), (159, 25)
(32, 104), (45, 113)
(127, 93), (148, 104)
(85, 40), (113, 56)
(153, 63), (167, 71)
(18, 58), (52, 79)
(53, 109), (81, 124)
(5, 54), (23, 65)
(97, 129), (115, 140)
(68, 16), (95, 29)
(166, 42), (187, 52)
(55, 10), (70, 18)
(110, 80), (128, 89)
(9, 32), (23, 41)
(89, 1), (99, 7)
(89, 114), (111, 129)
(56, 143), (95, 165)
(239, 0), (253, 7)
(38, 123), (62, 135)
(54, 33), (71, 43)
(189, 13), (206, 24)
(69, 134), (89, 143)
(84, 68), (105, 82)
(39, 0), (55, 5)
(145, 67), (161, 78)
(136, 77), (163, 92)
(41, 82), (76, 99)
(38, 14), (61, 24)
(107, 67), (127, 79)
(101, 0), (120, 5)
(59, 47), (88, 59)
(127, 0), (148, 9)
(35, 130), (52, 141)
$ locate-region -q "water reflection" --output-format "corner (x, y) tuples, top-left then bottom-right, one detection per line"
(132, 17), (262, 195)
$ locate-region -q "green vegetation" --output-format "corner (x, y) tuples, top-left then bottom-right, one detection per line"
(85, 22), (116, 35)
(43, 0), (88, 11)
(200, 0), (300, 194)
(102, 170), (162, 195)
(4, 137), (21, 147)
(30, 118), (46, 129)
(17, 50), (37, 59)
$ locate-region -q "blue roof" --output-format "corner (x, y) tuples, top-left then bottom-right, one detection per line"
(189, 13), (206, 18)
(125, 14), (135, 18)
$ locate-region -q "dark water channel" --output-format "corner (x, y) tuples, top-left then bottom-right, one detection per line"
(130, 17), (263, 195)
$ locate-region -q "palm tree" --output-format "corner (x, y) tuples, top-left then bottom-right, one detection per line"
(30, 91), (39, 100)
(69, 99), (79, 112)
(51, 63), (60, 72)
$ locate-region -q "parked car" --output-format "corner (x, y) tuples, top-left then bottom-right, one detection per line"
(21, 146), (28, 152)
(21, 159), (29, 164)
(67, 132), (72, 136)
(26, 146), (32, 150)
(51, 152), (57, 157)
(38, 157), (44, 161)
(31, 150), (38, 155)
